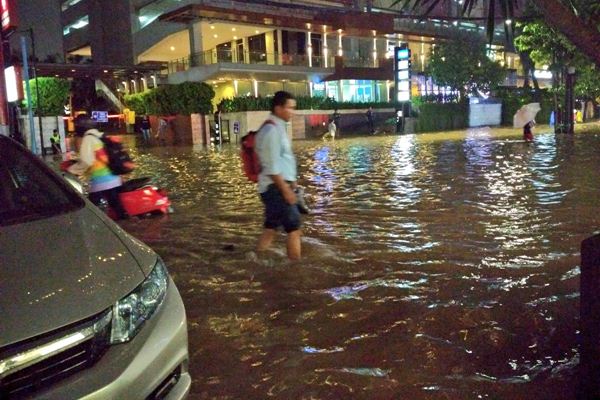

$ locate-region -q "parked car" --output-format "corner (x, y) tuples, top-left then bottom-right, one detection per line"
(0, 135), (190, 399)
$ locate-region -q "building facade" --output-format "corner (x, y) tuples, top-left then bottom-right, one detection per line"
(49, 0), (531, 105)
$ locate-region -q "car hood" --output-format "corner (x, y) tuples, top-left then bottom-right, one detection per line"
(0, 206), (149, 348)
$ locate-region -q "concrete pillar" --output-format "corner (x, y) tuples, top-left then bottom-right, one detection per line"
(307, 30), (312, 67)
(323, 31), (329, 68)
(242, 37), (249, 64)
(372, 35), (378, 67)
(265, 30), (275, 65)
(276, 29), (283, 65)
(189, 21), (204, 66)
(337, 80), (344, 102)
(231, 40), (237, 62)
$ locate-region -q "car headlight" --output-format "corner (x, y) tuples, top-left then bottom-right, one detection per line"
(110, 258), (169, 344)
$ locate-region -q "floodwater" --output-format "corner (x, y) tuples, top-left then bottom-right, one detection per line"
(121, 127), (600, 399)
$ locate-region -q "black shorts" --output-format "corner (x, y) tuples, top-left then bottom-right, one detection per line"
(260, 184), (301, 233)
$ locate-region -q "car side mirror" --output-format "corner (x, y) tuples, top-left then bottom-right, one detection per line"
(63, 174), (84, 194)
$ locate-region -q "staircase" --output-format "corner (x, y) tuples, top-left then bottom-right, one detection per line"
(95, 79), (124, 112)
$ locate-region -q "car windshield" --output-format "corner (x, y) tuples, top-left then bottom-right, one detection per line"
(0, 138), (84, 226)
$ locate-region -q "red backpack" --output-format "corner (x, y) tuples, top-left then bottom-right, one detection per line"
(240, 120), (274, 183)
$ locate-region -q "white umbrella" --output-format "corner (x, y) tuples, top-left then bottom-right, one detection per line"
(513, 102), (541, 128)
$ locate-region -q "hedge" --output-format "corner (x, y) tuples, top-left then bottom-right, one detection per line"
(124, 82), (214, 116)
(22, 77), (70, 116)
(218, 96), (396, 112)
(414, 102), (469, 132)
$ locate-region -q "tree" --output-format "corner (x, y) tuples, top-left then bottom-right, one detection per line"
(425, 33), (506, 98)
(574, 65), (600, 104)
(515, 20), (600, 107)
(394, 0), (600, 69)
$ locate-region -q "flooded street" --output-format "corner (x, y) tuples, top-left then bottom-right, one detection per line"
(121, 127), (599, 399)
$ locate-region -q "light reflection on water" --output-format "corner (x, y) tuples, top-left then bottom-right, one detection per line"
(122, 129), (600, 399)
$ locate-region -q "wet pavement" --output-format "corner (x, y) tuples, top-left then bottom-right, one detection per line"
(118, 125), (600, 399)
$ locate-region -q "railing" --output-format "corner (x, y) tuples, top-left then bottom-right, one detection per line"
(343, 57), (381, 68)
(168, 49), (336, 73)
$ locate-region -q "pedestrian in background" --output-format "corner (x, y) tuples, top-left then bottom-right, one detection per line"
(523, 120), (535, 143)
(156, 117), (168, 145)
(332, 109), (341, 137)
(50, 129), (61, 154)
(366, 106), (375, 134)
(141, 115), (151, 144)
(255, 91), (302, 260)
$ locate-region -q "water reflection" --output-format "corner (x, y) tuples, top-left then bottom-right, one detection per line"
(121, 129), (600, 399)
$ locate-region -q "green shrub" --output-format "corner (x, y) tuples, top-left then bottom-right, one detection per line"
(123, 92), (147, 115)
(23, 77), (70, 116)
(124, 82), (215, 115)
(415, 102), (468, 132)
(218, 96), (396, 112)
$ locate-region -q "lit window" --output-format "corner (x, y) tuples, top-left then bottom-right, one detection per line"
(63, 15), (89, 36)
(61, 0), (83, 11)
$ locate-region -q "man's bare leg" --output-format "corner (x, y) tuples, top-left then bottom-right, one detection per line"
(257, 228), (276, 252)
(287, 229), (301, 260)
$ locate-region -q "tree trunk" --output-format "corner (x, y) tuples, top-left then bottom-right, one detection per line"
(534, 0), (600, 69)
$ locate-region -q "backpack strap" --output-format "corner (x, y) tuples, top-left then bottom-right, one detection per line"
(259, 120), (275, 131)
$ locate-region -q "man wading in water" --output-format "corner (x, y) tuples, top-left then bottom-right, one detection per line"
(255, 91), (302, 260)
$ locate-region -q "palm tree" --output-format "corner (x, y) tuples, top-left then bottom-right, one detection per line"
(393, 0), (600, 68)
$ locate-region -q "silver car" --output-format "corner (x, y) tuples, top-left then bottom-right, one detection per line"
(0, 136), (191, 399)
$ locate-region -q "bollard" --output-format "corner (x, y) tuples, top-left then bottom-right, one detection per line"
(580, 234), (600, 398)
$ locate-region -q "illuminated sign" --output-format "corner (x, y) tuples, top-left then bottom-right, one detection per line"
(4, 66), (22, 102)
(1, 0), (17, 33)
(534, 70), (553, 79)
(397, 92), (410, 102)
(91, 111), (109, 123)
(394, 44), (411, 103)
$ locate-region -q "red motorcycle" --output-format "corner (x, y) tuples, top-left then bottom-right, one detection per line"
(61, 161), (172, 219)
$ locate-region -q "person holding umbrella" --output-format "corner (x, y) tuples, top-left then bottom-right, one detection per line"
(523, 120), (535, 142)
(514, 103), (541, 143)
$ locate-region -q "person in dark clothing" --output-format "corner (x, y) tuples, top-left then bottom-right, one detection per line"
(141, 115), (151, 144)
(366, 106), (375, 134)
(523, 120), (535, 142)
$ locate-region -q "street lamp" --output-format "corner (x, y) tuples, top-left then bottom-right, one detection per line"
(19, 28), (44, 155)
(566, 66), (576, 134)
